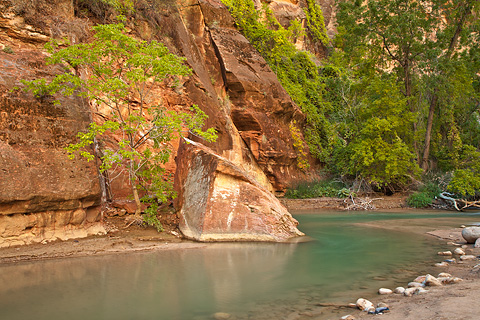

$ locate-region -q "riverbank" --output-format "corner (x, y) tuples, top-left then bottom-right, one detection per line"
(1, 200), (479, 320)
(341, 217), (480, 320)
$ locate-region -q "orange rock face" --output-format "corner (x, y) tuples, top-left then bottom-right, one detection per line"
(174, 139), (304, 242)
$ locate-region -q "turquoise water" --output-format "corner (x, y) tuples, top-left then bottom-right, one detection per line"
(0, 211), (479, 320)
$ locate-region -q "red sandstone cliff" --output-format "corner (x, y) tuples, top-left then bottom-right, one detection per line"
(0, 0), (332, 245)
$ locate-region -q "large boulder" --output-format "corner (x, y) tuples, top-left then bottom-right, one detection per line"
(462, 226), (480, 244)
(174, 138), (304, 242)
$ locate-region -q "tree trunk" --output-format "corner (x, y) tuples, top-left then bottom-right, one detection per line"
(132, 184), (142, 217)
(420, 1), (473, 171)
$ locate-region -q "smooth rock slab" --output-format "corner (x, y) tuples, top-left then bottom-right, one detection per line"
(462, 227), (480, 244)
(174, 139), (304, 242)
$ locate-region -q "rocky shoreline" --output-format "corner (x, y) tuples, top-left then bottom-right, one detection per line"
(339, 225), (480, 320)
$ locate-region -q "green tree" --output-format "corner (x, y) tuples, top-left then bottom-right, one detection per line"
(22, 21), (216, 230)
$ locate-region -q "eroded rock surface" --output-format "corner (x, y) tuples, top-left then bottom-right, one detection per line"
(0, 42), (104, 247)
(174, 138), (304, 242)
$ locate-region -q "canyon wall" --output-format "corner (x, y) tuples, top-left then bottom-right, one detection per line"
(0, 0), (331, 245)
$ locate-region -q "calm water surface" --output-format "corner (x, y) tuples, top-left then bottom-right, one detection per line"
(1, 211), (479, 320)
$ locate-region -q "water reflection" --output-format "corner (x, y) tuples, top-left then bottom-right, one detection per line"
(0, 211), (476, 320)
(0, 243), (297, 320)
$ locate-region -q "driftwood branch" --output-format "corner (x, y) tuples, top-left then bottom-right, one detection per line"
(439, 192), (480, 211)
(344, 196), (383, 211)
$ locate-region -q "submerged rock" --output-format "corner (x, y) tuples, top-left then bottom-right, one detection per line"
(174, 139), (304, 242)
(213, 312), (231, 320)
(462, 227), (480, 244)
(435, 262), (449, 267)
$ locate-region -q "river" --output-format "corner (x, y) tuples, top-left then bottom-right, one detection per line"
(0, 211), (479, 320)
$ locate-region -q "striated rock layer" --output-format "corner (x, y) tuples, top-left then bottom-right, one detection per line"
(174, 138), (304, 242)
(0, 0), (327, 244)
(0, 2), (105, 247)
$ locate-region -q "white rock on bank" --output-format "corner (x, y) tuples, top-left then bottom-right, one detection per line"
(378, 288), (393, 295)
(460, 255), (477, 261)
(414, 275), (426, 283)
(438, 272), (452, 278)
(394, 287), (406, 294)
(356, 298), (374, 312)
(424, 274), (443, 286)
(438, 251), (453, 256)
(340, 315), (355, 320)
(408, 282), (424, 288)
(415, 287), (429, 294)
(475, 238), (480, 248)
(404, 288), (417, 296)
(462, 227), (480, 244)
(454, 248), (465, 255)
(441, 277), (463, 284)
(435, 262), (449, 267)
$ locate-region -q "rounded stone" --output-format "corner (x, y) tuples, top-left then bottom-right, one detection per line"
(424, 274), (442, 286)
(475, 238), (480, 248)
(404, 287), (417, 296)
(394, 287), (405, 294)
(454, 248), (465, 255)
(408, 282), (423, 288)
(438, 251), (452, 256)
(378, 288), (393, 295)
(356, 298), (374, 311)
(460, 255), (477, 261)
(462, 227), (480, 244)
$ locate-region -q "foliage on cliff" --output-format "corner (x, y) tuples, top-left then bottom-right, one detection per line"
(223, 0), (480, 200)
(221, 0), (335, 163)
(22, 21), (217, 230)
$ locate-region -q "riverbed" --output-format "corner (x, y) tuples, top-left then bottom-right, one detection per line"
(0, 211), (478, 320)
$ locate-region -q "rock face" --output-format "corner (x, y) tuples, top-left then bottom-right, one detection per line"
(174, 139), (304, 242)
(0, 47), (104, 247)
(0, 0), (324, 244)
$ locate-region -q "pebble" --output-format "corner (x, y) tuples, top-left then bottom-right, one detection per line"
(407, 282), (424, 288)
(414, 275), (426, 283)
(435, 262), (449, 267)
(394, 287), (405, 294)
(444, 258), (456, 263)
(403, 287), (417, 296)
(441, 277), (463, 284)
(415, 287), (428, 294)
(424, 274), (442, 286)
(438, 272), (452, 278)
(355, 298), (374, 312)
(378, 288), (393, 295)
(460, 255), (477, 261)
(454, 248), (465, 255)
(438, 251), (453, 256)
(475, 238), (480, 248)
(340, 315), (355, 320)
